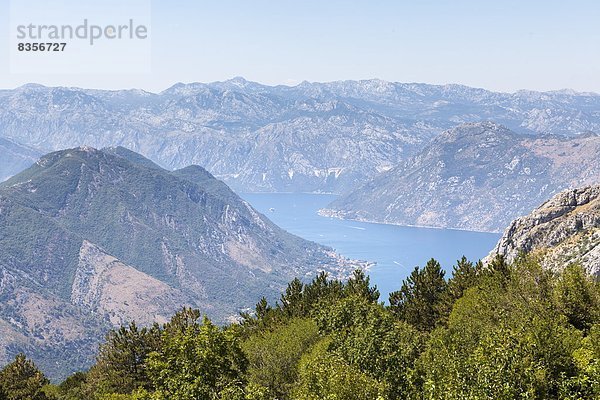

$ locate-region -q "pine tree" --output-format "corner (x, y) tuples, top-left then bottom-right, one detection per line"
(85, 321), (161, 395)
(163, 307), (202, 334)
(280, 278), (305, 316)
(389, 258), (447, 331)
(439, 257), (482, 321)
(486, 254), (511, 285)
(0, 354), (49, 400)
(255, 297), (271, 320)
(447, 257), (480, 300)
(345, 269), (380, 303)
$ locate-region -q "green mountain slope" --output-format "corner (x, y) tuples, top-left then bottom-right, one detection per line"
(0, 146), (353, 380)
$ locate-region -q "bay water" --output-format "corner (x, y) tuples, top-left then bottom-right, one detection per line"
(242, 193), (501, 301)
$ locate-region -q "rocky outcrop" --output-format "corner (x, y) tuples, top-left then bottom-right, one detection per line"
(0, 270), (108, 381)
(72, 241), (192, 326)
(488, 185), (600, 274)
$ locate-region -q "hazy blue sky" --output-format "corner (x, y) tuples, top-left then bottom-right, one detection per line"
(1, 0), (599, 92)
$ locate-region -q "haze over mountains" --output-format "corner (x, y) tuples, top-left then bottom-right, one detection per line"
(1, 78), (600, 194)
(0, 146), (353, 380)
(0, 137), (40, 182)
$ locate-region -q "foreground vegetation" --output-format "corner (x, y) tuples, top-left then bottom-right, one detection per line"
(1, 255), (599, 399)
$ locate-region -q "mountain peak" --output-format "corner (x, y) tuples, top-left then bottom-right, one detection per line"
(226, 76), (248, 85)
(101, 146), (164, 170)
(160, 82), (208, 96)
(0, 147), (355, 379)
(453, 121), (507, 131)
(435, 121), (515, 144)
(16, 83), (48, 91)
(75, 145), (98, 153)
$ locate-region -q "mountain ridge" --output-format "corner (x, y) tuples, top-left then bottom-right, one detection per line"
(0, 146), (356, 380)
(11, 78), (600, 97)
(2, 79), (600, 193)
(323, 122), (600, 232)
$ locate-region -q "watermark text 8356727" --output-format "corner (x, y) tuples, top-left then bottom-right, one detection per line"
(17, 43), (67, 52)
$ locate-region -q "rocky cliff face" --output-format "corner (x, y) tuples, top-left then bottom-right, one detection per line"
(488, 185), (600, 274)
(71, 240), (192, 326)
(0, 147), (355, 380)
(324, 122), (600, 232)
(1, 79), (600, 192)
(0, 268), (108, 382)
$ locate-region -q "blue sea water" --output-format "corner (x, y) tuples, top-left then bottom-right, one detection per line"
(242, 193), (501, 301)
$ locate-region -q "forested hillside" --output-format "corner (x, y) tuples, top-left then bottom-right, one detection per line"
(2, 254), (599, 399)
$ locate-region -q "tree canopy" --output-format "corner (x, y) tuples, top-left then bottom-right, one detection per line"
(5, 257), (600, 400)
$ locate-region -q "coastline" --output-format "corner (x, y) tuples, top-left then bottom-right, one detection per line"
(317, 208), (502, 235)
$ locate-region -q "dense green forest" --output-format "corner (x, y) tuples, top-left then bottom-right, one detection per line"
(1, 255), (599, 399)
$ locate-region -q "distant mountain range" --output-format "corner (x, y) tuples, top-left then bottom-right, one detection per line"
(323, 122), (600, 232)
(0, 147), (354, 380)
(1, 79), (600, 193)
